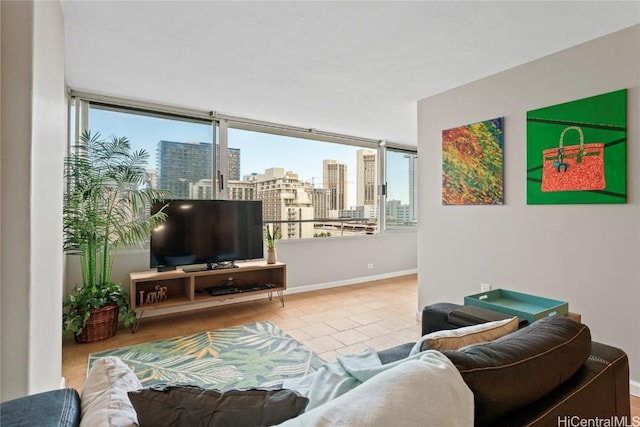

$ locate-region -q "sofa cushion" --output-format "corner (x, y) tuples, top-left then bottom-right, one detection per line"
(0, 388), (81, 427)
(443, 316), (591, 427)
(417, 316), (519, 351)
(277, 354), (474, 427)
(128, 385), (308, 427)
(80, 356), (142, 427)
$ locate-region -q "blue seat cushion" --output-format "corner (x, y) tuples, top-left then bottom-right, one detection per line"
(0, 388), (80, 427)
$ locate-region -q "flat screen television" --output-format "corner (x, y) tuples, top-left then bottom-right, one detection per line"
(150, 199), (264, 271)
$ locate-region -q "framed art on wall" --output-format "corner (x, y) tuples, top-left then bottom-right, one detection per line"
(442, 117), (504, 205)
(526, 89), (627, 204)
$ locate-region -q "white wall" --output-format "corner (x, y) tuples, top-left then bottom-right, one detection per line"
(277, 231), (417, 289)
(417, 25), (640, 389)
(65, 231), (417, 312)
(0, 0), (66, 401)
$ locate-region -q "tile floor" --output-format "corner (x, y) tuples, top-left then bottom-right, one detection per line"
(62, 274), (421, 391)
(62, 273), (639, 417)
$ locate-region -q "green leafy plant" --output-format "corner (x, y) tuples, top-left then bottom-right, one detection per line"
(264, 223), (281, 250)
(62, 130), (168, 337)
(63, 282), (135, 335)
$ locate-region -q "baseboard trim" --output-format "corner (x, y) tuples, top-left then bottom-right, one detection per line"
(631, 380), (640, 397)
(285, 269), (417, 295)
(60, 377), (66, 389)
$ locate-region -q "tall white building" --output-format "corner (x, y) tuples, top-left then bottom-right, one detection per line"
(228, 180), (255, 201)
(386, 199), (402, 224)
(322, 159), (348, 212)
(189, 178), (213, 199)
(256, 168), (314, 239)
(397, 204), (413, 224)
(145, 169), (158, 190)
(308, 187), (330, 219)
(356, 149), (377, 207)
(405, 153), (418, 221)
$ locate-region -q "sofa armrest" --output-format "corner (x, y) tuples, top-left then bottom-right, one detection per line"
(422, 302), (463, 335)
(492, 341), (630, 426)
(377, 342), (414, 364)
(0, 388), (81, 427)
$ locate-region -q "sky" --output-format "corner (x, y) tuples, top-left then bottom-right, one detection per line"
(88, 107), (411, 205)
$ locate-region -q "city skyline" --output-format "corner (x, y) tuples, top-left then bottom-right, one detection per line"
(88, 106), (411, 206)
(148, 140), (415, 229)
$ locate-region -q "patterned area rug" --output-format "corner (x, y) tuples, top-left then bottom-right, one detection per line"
(88, 321), (325, 391)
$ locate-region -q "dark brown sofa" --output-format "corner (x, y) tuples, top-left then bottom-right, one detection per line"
(2, 306), (629, 427)
(379, 305), (630, 427)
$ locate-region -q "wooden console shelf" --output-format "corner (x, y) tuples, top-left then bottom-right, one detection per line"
(129, 261), (286, 331)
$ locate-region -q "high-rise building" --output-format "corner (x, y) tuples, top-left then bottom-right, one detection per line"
(405, 153), (418, 221)
(145, 169), (158, 190)
(356, 149), (377, 206)
(156, 140), (240, 199)
(322, 159), (348, 211)
(189, 178), (213, 199)
(157, 140), (210, 198)
(308, 187), (330, 219)
(223, 146), (241, 181)
(228, 180), (256, 201)
(255, 168), (314, 239)
(397, 204), (412, 224)
(385, 199), (402, 224)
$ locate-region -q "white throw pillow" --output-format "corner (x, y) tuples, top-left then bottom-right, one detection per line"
(277, 351), (474, 427)
(80, 356), (142, 427)
(418, 316), (519, 351)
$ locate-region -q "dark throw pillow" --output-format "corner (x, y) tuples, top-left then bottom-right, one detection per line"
(442, 316), (591, 427)
(128, 385), (308, 427)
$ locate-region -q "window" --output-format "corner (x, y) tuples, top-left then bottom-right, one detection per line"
(226, 128), (375, 239)
(70, 94), (417, 240)
(86, 104), (215, 200)
(385, 149), (418, 229)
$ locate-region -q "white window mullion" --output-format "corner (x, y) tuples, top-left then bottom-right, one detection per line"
(218, 120), (229, 200)
(378, 140), (387, 233)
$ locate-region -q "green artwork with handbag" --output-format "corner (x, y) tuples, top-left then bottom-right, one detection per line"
(526, 89), (627, 204)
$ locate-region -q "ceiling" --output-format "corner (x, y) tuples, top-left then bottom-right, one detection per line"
(61, 1), (640, 146)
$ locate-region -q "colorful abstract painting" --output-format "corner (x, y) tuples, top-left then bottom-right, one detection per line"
(442, 117), (504, 205)
(526, 89), (627, 204)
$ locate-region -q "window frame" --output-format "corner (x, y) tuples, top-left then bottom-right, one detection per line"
(69, 90), (417, 238)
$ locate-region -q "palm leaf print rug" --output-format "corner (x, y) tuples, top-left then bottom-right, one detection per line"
(88, 321), (325, 391)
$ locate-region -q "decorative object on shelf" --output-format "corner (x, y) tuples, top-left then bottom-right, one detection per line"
(527, 89), (627, 204)
(63, 130), (169, 343)
(129, 261), (287, 331)
(266, 249), (277, 264)
(139, 285), (168, 306)
(264, 223), (281, 264)
(442, 117), (504, 205)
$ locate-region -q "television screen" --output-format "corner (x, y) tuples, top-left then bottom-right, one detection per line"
(150, 199), (264, 270)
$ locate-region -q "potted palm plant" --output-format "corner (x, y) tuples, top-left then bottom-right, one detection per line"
(63, 130), (168, 343)
(264, 223), (281, 264)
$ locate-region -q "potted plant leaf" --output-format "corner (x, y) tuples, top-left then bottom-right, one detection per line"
(63, 130), (168, 343)
(264, 223), (281, 264)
